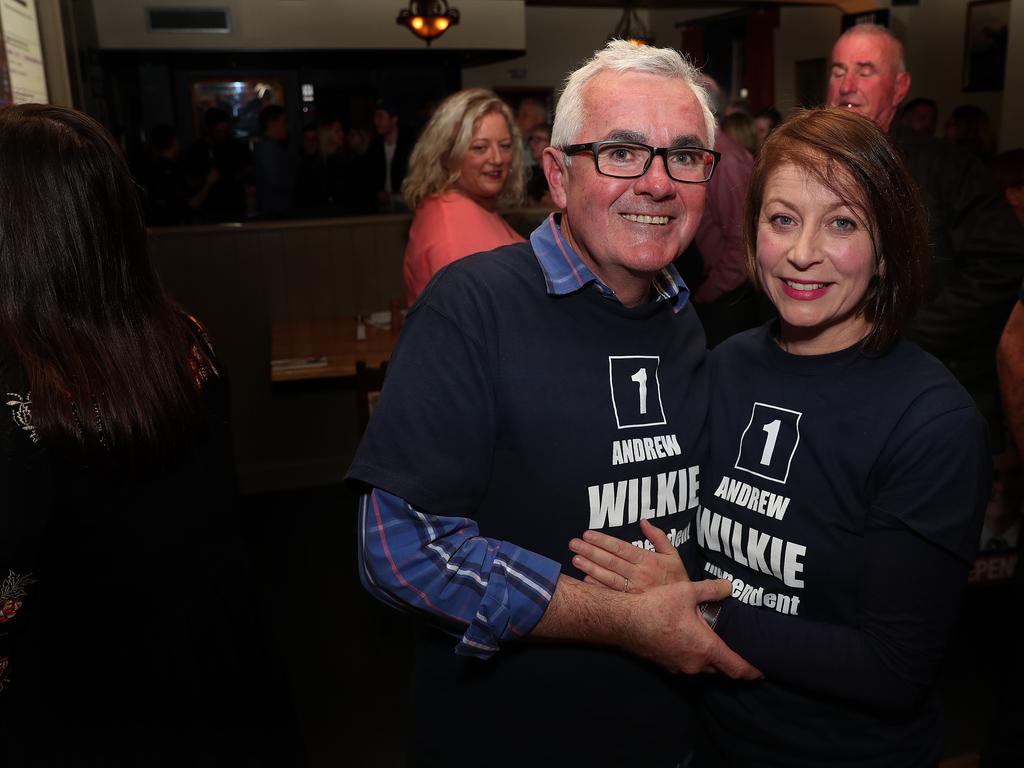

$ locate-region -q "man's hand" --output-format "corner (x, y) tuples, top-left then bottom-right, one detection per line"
(531, 575), (761, 680)
(622, 579), (759, 679)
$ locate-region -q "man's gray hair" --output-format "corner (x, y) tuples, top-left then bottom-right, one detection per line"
(835, 23), (906, 73)
(551, 40), (716, 155)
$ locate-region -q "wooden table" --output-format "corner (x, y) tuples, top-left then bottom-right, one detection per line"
(271, 316), (400, 382)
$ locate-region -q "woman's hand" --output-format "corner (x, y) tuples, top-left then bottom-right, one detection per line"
(569, 519), (689, 593)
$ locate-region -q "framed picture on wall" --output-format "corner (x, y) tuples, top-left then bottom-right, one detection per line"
(190, 79), (286, 140)
(963, 0), (1009, 92)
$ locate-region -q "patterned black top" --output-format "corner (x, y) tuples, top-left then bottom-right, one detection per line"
(0, 317), (300, 764)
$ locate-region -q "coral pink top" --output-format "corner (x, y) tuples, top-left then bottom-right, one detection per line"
(404, 192), (525, 305)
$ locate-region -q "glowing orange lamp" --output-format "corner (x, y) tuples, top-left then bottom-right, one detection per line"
(610, 1), (654, 47)
(397, 1), (460, 46)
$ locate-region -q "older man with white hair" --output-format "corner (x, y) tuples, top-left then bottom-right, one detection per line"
(827, 23), (910, 131)
(828, 23), (1023, 447)
(348, 40), (757, 766)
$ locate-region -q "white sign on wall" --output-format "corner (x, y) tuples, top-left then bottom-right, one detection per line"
(0, 0), (48, 104)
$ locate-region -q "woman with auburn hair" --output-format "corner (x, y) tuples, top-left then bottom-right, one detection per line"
(402, 88), (526, 304)
(0, 105), (298, 762)
(571, 107), (989, 766)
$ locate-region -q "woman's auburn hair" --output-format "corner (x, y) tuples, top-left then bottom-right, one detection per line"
(0, 104), (213, 465)
(744, 107), (929, 355)
(402, 88), (524, 211)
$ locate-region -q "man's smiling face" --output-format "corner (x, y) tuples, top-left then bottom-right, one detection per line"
(545, 70), (709, 301)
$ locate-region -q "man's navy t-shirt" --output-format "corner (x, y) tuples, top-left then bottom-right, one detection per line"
(349, 242), (708, 766)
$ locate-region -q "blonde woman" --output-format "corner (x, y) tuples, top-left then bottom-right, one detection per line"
(402, 89), (526, 304)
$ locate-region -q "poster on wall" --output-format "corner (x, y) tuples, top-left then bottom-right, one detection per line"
(0, 0), (48, 104)
(970, 460), (1022, 583)
(964, 0), (1009, 91)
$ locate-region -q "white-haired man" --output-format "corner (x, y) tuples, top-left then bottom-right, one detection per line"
(827, 23), (910, 132)
(828, 24), (1023, 444)
(348, 41), (757, 766)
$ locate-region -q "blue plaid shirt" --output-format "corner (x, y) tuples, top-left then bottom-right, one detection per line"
(358, 213), (690, 658)
(530, 212), (690, 312)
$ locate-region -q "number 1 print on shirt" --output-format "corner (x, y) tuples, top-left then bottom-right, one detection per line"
(734, 402), (801, 484)
(630, 368), (649, 415)
(609, 356), (667, 429)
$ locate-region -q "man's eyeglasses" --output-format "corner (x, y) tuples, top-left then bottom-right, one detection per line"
(560, 141), (720, 184)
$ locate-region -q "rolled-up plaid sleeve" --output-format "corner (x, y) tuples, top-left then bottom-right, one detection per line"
(358, 487), (561, 659)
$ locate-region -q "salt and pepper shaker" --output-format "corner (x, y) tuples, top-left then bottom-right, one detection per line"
(355, 315), (367, 341)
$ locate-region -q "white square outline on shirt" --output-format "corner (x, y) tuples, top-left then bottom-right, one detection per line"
(608, 355), (668, 429)
(733, 402), (802, 485)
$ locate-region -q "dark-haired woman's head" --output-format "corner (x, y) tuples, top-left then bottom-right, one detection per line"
(744, 106), (928, 355)
(0, 104), (207, 462)
(0, 105), (151, 324)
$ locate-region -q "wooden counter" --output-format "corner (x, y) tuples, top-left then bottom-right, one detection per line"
(272, 316), (399, 382)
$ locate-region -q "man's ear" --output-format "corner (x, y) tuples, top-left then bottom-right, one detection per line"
(893, 71), (911, 109)
(543, 147), (568, 209)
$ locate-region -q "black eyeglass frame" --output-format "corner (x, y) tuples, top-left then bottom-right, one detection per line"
(560, 140), (721, 184)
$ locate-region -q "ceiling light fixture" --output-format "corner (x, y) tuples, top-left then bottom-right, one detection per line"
(610, 1), (654, 47)
(397, 0), (460, 46)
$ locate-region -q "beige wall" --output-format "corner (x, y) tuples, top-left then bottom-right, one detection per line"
(36, 0), (74, 105)
(94, 0), (525, 51)
(462, 6), (633, 92)
(461, 6), (731, 95)
(773, 5), (842, 114)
